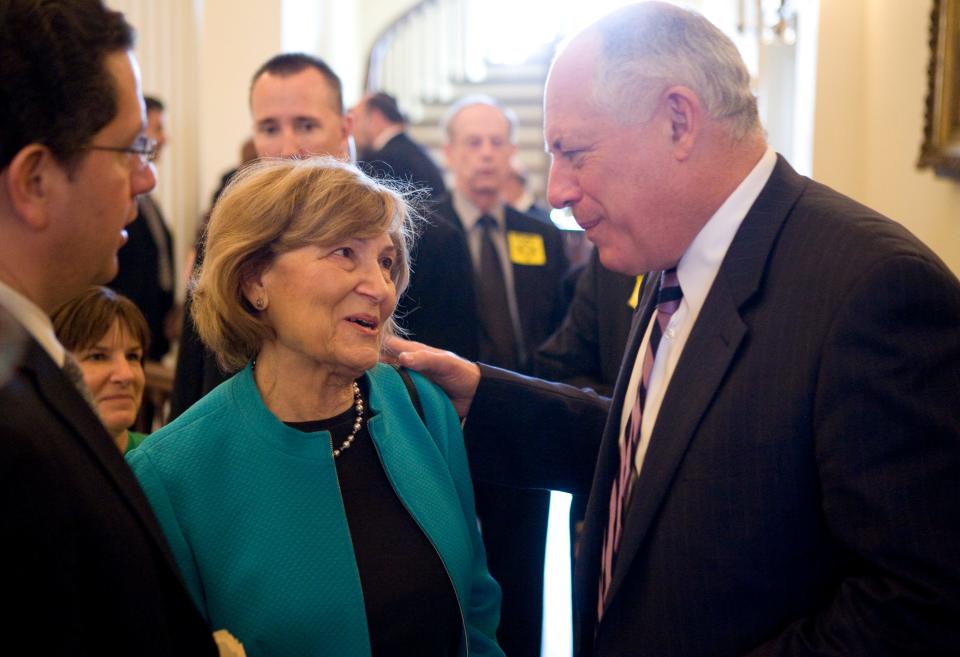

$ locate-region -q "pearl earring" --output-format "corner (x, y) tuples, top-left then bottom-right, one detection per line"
(255, 298), (264, 310)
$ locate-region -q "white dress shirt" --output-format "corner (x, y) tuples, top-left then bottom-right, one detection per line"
(619, 147), (778, 477)
(0, 279), (65, 367)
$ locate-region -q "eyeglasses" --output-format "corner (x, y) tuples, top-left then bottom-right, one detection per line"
(85, 134), (158, 165)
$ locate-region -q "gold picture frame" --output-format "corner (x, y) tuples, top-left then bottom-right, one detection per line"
(919, 0), (960, 179)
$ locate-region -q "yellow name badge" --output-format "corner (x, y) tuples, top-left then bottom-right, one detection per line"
(507, 231), (547, 266)
(627, 274), (645, 309)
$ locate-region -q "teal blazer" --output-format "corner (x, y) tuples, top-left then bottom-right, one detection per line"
(128, 362), (503, 657)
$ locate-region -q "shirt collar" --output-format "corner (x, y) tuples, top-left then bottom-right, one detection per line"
(452, 190), (506, 232)
(676, 147), (777, 318)
(508, 189), (537, 215)
(0, 279), (65, 366)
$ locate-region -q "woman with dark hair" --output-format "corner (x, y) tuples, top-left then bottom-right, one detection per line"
(52, 285), (150, 454)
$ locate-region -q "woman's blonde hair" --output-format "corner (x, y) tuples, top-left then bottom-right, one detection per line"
(192, 156), (415, 372)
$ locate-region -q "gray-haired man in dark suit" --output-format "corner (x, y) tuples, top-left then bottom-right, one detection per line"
(389, 3), (960, 656)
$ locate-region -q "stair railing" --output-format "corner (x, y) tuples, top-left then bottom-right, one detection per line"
(364, 0), (482, 122)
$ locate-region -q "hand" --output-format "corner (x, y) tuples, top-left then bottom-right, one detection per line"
(382, 336), (480, 417)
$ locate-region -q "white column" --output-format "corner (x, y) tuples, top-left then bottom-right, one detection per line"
(107, 0), (201, 298)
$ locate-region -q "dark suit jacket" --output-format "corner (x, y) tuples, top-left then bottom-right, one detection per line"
(360, 132), (447, 200)
(0, 336), (216, 656)
(109, 195), (175, 360)
(463, 157), (960, 656)
(535, 248), (640, 395)
(403, 196), (568, 373)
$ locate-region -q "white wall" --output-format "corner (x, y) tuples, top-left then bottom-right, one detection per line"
(108, 0), (201, 296)
(814, 0), (960, 274)
(197, 0), (281, 221)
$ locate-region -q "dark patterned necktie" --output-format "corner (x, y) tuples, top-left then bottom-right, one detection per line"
(475, 215), (519, 369)
(598, 267), (682, 619)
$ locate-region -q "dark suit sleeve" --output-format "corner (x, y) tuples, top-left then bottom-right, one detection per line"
(463, 364), (611, 496)
(535, 252), (610, 392)
(399, 217), (480, 360)
(746, 254), (960, 656)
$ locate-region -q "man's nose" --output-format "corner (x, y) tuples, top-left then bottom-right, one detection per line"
(132, 160), (157, 197)
(546, 161), (580, 210)
(280, 128), (301, 158)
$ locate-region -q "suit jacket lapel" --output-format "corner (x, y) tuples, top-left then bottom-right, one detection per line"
(600, 155), (811, 614)
(504, 207), (534, 340)
(21, 339), (183, 572)
(574, 273), (659, 639)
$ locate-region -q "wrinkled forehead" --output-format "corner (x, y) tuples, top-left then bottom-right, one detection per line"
(544, 34), (605, 141)
(546, 30), (601, 109)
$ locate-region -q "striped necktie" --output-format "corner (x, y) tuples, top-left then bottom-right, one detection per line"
(598, 267), (682, 619)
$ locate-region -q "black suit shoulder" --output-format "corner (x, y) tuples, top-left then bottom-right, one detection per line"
(503, 206), (571, 356)
(397, 205), (479, 359)
(362, 132), (446, 200)
(534, 249), (637, 394)
(0, 339), (216, 656)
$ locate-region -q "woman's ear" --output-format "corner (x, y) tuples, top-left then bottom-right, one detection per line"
(241, 273), (267, 311)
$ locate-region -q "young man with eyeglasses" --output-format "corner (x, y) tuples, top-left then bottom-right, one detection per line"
(0, 1), (217, 654)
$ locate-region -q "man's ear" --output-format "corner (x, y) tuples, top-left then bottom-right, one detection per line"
(3, 144), (62, 230)
(663, 86), (700, 161)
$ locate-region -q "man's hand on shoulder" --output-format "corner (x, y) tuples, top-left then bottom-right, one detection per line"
(382, 336), (480, 417)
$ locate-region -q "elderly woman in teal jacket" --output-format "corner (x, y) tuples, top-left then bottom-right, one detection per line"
(127, 157), (503, 657)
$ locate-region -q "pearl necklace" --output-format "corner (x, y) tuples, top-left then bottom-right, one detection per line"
(332, 381), (364, 458)
(251, 360), (364, 458)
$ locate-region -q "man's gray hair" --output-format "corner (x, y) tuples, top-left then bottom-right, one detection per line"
(589, 2), (760, 140)
(441, 95), (519, 144)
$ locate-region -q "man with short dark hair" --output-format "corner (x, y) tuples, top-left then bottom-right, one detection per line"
(0, 1), (217, 654)
(249, 53), (351, 159)
(391, 3), (960, 655)
(352, 91), (447, 200)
